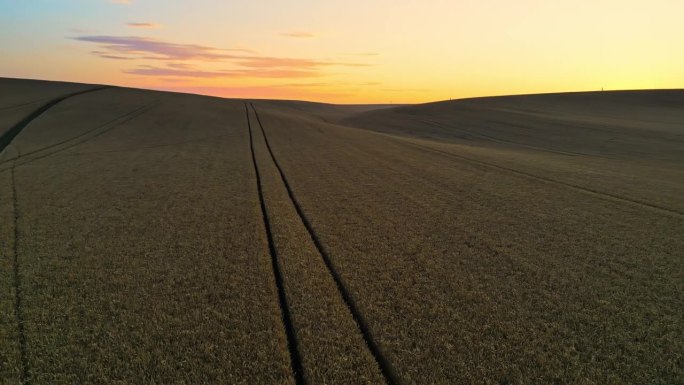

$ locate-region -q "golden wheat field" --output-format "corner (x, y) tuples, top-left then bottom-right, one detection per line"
(1, 78), (682, 385)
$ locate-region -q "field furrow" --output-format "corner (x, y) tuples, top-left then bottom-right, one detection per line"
(9, 164), (28, 384)
(246, 103), (305, 385)
(0, 87), (109, 154)
(0, 166), (21, 385)
(248, 103), (388, 384)
(399, 138), (684, 217)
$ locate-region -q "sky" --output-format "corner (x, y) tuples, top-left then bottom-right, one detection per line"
(0, 0), (682, 103)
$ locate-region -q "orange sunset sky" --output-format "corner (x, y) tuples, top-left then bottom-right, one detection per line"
(0, 0), (682, 103)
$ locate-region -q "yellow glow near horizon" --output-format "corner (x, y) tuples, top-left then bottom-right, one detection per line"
(0, 0), (682, 103)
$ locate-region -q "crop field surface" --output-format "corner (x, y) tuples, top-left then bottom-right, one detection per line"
(0, 78), (682, 385)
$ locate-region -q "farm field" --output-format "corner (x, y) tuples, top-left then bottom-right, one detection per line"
(1, 78), (682, 384)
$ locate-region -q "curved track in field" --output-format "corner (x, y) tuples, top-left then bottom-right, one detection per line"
(0, 102), (159, 173)
(0, 87), (110, 154)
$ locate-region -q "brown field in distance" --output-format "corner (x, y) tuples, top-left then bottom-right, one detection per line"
(1, 78), (682, 384)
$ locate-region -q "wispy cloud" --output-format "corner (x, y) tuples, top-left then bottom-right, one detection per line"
(236, 69), (323, 78)
(280, 31), (315, 38)
(269, 82), (333, 88)
(124, 65), (323, 78)
(127, 22), (162, 29)
(381, 88), (427, 92)
(237, 56), (368, 68)
(269, 81), (382, 88)
(73, 35), (371, 79)
(124, 66), (230, 78)
(91, 50), (135, 60)
(74, 35), (250, 61)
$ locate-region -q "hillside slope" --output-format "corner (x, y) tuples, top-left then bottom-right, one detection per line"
(1, 79), (682, 384)
(343, 90), (684, 160)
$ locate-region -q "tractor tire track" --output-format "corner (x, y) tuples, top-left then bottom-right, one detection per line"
(0, 103), (155, 166)
(0, 102), (159, 172)
(10, 160), (29, 384)
(245, 103), (305, 385)
(1, 86), (109, 385)
(400, 138), (684, 218)
(250, 103), (401, 385)
(0, 86), (110, 154)
(0, 97), (50, 112)
(423, 118), (612, 158)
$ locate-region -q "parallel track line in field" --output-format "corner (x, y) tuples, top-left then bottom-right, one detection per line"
(1, 86), (110, 385)
(0, 86), (111, 154)
(244, 103), (305, 385)
(10, 161), (29, 384)
(401, 139), (684, 218)
(0, 102), (155, 166)
(423, 118), (610, 158)
(0, 102), (159, 173)
(250, 103), (401, 385)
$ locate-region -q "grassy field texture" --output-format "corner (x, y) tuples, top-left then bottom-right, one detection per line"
(1, 84), (293, 384)
(251, 96), (683, 384)
(1, 78), (682, 384)
(247, 104), (386, 384)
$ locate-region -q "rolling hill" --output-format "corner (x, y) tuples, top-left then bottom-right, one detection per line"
(1, 78), (682, 384)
